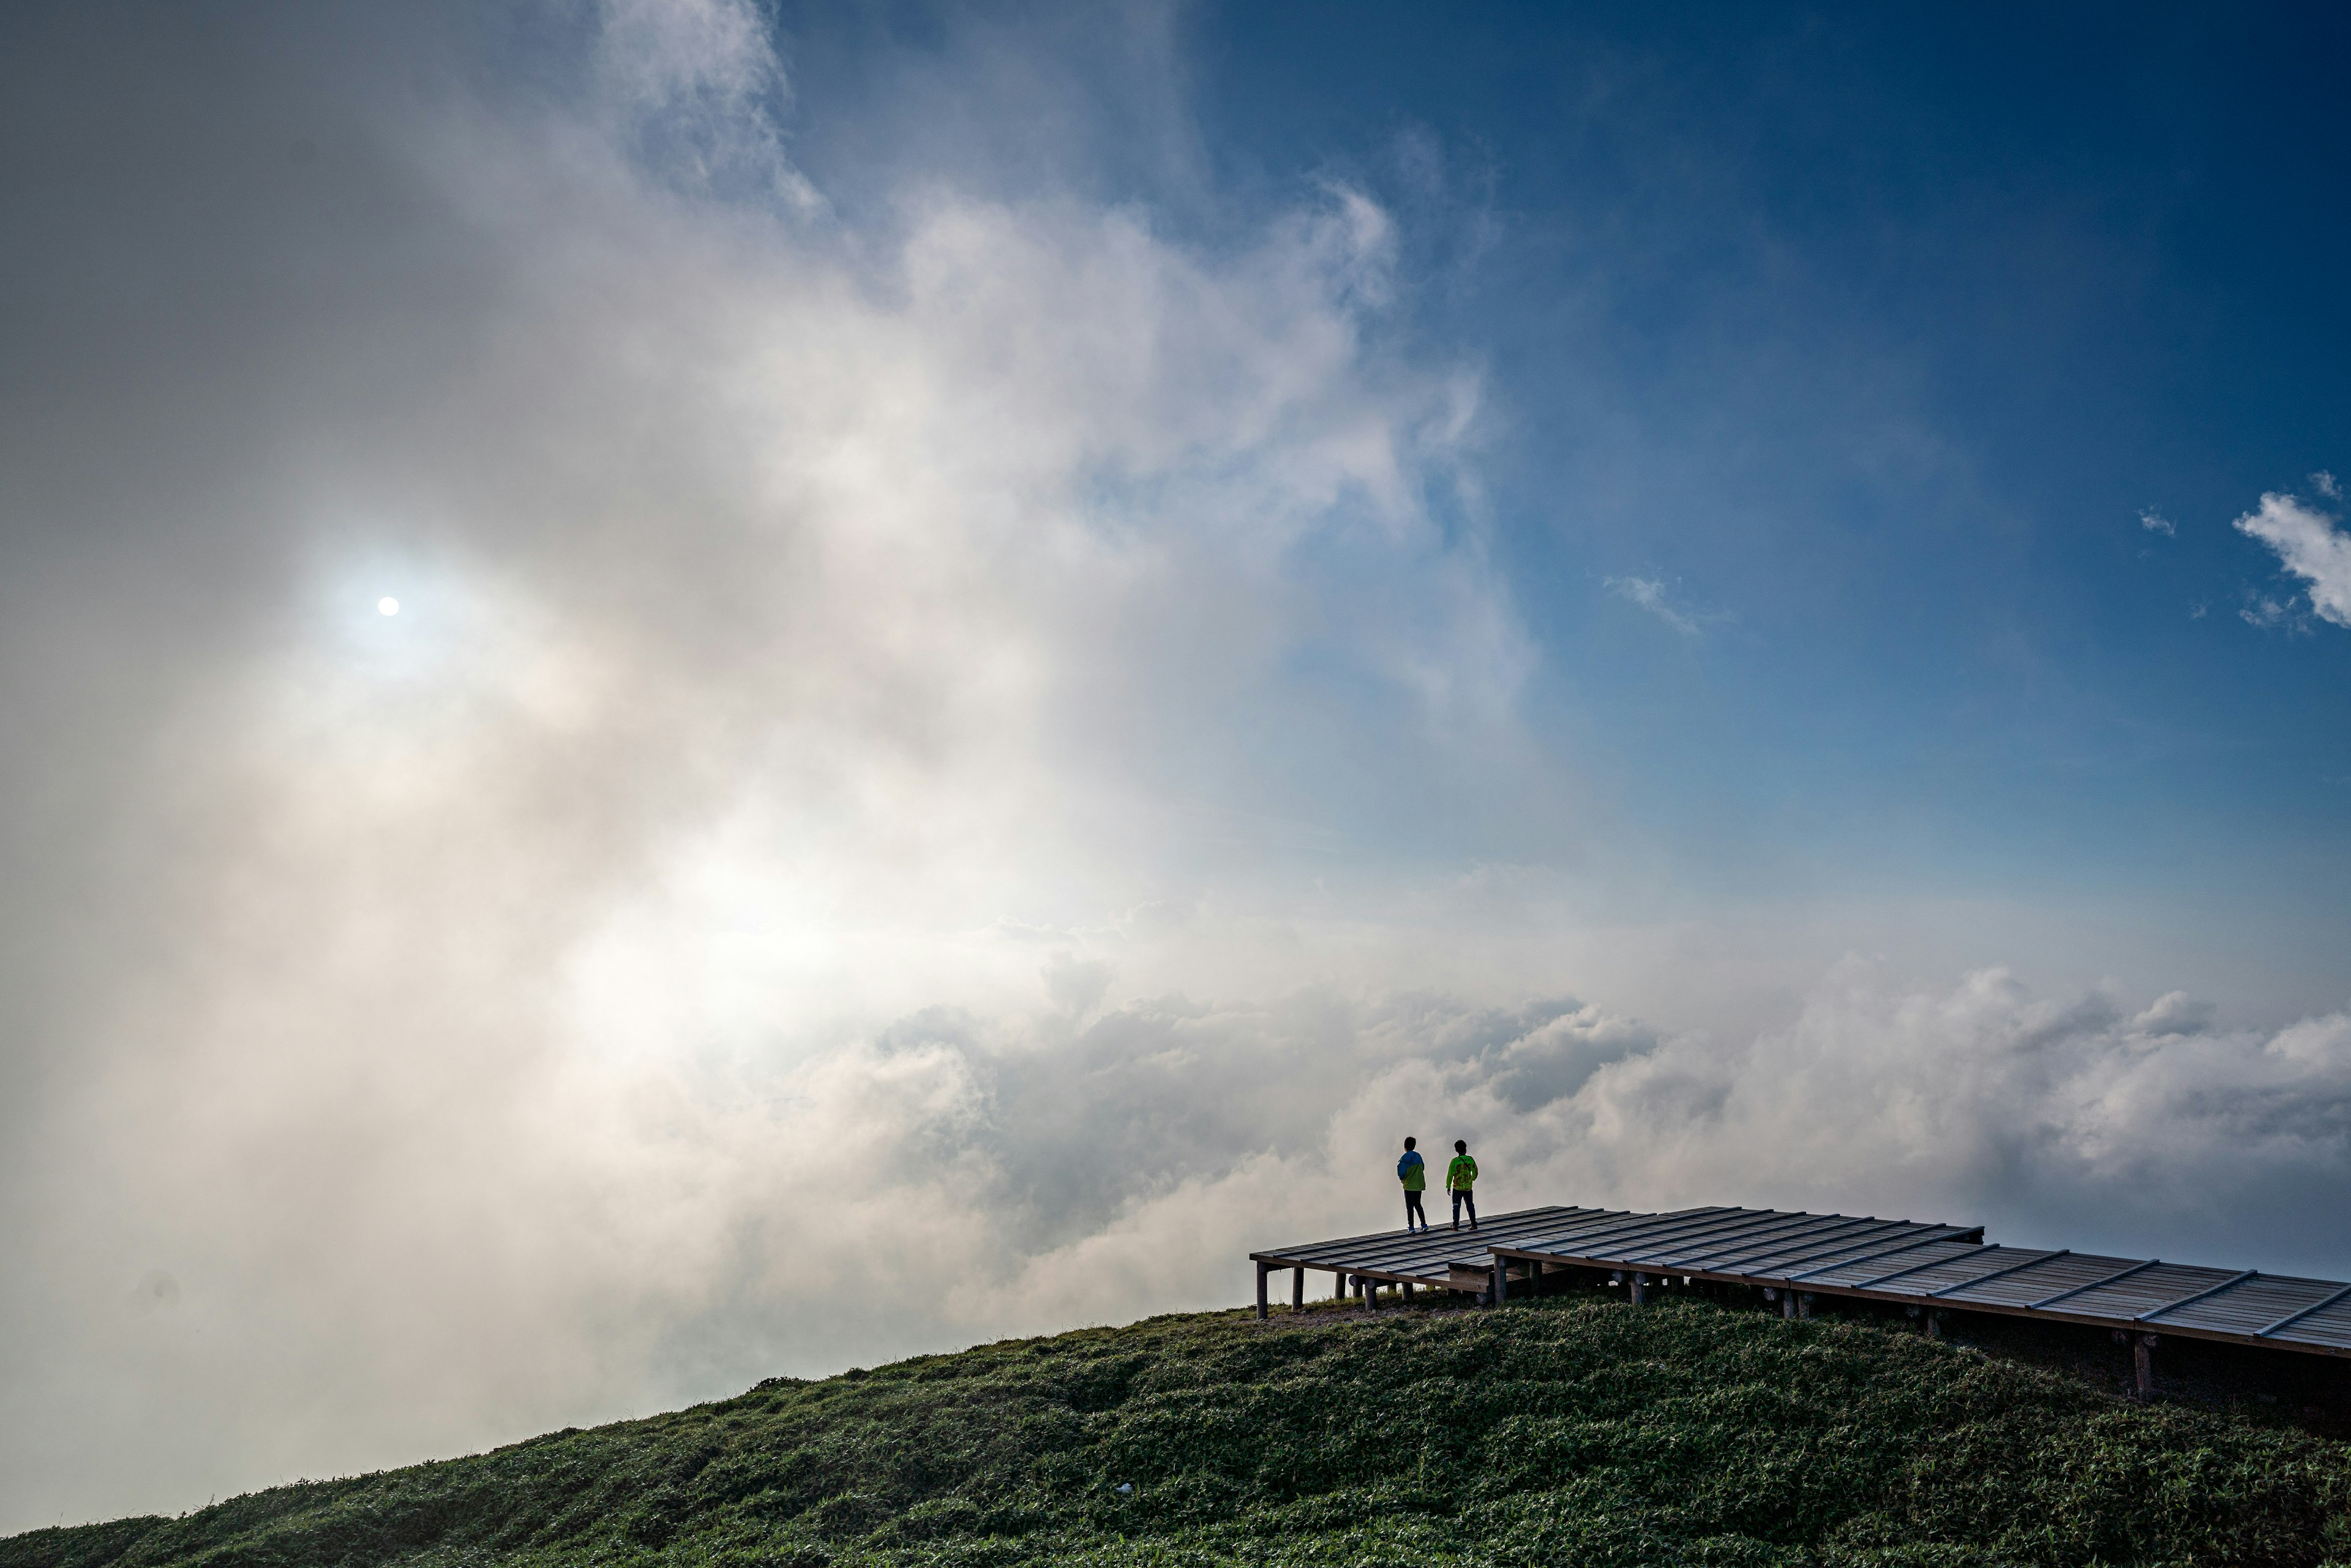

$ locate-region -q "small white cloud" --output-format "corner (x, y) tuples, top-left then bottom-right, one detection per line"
(2241, 595), (2293, 629)
(2314, 470), (2341, 499)
(1604, 575), (1701, 638)
(2188, 602), (2207, 620)
(2139, 507), (2175, 536)
(2235, 491), (2351, 629)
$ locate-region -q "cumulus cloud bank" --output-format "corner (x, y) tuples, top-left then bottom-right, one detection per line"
(4, 0), (2350, 1539)
(0, 0), (1517, 1527)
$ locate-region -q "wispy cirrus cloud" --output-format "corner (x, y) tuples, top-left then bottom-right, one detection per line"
(2235, 489), (2351, 629)
(1604, 574), (1704, 637)
(2139, 506), (2175, 536)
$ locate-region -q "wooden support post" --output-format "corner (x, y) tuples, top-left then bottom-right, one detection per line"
(1256, 1262), (1269, 1321)
(2134, 1333), (2159, 1399)
(1403, 1281), (1415, 1305)
(1782, 1289), (1799, 1320)
(1335, 1269), (1348, 1302)
(1493, 1261), (1508, 1307)
(1925, 1310), (1943, 1340)
(1292, 1267), (1305, 1311)
(1629, 1272), (1646, 1305)
(1797, 1292), (1813, 1320)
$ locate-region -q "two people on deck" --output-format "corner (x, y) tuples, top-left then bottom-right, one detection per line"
(1395, 1136), (1476, 1233)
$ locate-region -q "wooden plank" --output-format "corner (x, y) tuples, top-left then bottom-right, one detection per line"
(1692, 1217), (1919, 1273)
(1850, 1242), (2001, 1291)
(1785, 1226), (1976, 1282)
(1505, 1212), (1822, 1275)
(1734, 1218), (1950, 1272)
(1515, 1207), (1761, 1259)
(2025, 1257), (2160, 1309)
(1796, 1237), (1985, 1285)
(1249, 1204), (1595, 1267)
(1300, 1209), (1621, 1281)
(1605, 1207), (1836, 1257)
(2266, 1302), (2351, 1349)
(2137, 1269), (2257, 1323)
(1928, 1249), (2069, 1300)
(1665, 1214), (1892, 1270)
(2259, 1283), (2351, 1338)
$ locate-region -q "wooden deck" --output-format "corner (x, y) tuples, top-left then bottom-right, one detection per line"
(1250, 1203), (2351, 1367)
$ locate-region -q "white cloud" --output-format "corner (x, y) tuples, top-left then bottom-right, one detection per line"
(2242, 595), (2293, 629)
(0, 0), (1550, 1531)
(1548, 965), (2351, 1256)
(592, 0), (821, 209)
(2314, 470), (2341, 500)
(1604, 574), (1703, 637)
(2235, 490), (2351, 628)
(2139, 506), (2175, 536)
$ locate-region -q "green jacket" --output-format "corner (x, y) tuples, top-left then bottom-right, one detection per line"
(1446, 1154), (1477, 1191)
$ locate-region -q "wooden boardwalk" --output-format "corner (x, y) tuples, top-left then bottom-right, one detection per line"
(1251, 1203), (2351, 1382)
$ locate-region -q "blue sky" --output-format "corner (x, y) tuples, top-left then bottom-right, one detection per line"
(5, 0), (2351, 1532)
(773, 1), (2351, 988)
(1247, 2), (2351, 886)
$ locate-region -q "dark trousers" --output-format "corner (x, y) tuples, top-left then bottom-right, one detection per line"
(1452, 1189), (1477, 1227)
(1404, 1190), (1427, 1229)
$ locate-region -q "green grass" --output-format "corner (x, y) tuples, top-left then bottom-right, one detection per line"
(9, 1296), (2350, 1567)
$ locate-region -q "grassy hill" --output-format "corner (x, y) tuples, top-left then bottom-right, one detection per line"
(8, 1294), (2351, 1567)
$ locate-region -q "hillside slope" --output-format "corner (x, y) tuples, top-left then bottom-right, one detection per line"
(7, 1297), (2350, 1567)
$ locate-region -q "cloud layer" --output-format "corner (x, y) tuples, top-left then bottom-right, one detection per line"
(0, 0), (1526, 1527)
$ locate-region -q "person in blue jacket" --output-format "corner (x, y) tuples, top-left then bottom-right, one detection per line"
(1397, 1136), (1428, 1231)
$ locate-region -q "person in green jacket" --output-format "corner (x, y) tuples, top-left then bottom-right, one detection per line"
(1397, 1137), (1428, 1231)
(1447, 1139), (1479, 1231)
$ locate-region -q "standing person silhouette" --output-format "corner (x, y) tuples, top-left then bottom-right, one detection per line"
(1447, 1139), (1479, 1231)
(1397, 1137), (1428, 1231)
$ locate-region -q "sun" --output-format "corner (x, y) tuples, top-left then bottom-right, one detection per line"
(378, 597), (400, 616)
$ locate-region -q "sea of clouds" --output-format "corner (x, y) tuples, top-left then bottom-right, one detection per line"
(3, 0), (2349, 1534)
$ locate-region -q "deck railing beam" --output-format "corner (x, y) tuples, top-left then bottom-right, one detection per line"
(2257, 1281), (2351, 1338)
(2135, 1269), (2257, 1324)
(1927, 1249), (2071, 1299)
(1784, 1226), (1971, 1283)
(2024, 1258), (2160, 1310)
